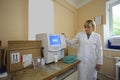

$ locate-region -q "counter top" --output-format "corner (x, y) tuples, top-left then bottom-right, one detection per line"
(1, 60), (80, 80)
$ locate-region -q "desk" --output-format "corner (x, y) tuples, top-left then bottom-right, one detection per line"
(1, 60), (80, 80)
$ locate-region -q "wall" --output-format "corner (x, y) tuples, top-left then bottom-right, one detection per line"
(0, 0), (28, 47)
(78, 0), (106, 46)
(0, 0), (77, 53)
(28, 0), (54, 40)
(54, 0), (78, 54)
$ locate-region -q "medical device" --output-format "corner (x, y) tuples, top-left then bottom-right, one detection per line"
(36, 33), (66, 64)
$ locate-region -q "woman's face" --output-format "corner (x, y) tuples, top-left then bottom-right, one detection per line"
(84, 25), (94, 34)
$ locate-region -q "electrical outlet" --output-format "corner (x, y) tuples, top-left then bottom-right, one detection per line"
(11, 52), (20, 64)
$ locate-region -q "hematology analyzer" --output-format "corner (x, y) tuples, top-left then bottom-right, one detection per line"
(36, 33), (66, 64)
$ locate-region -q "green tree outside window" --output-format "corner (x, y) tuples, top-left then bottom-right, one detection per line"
(112, 4), (120, 35)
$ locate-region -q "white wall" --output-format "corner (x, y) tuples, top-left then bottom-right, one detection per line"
(29, 0), (54, 40)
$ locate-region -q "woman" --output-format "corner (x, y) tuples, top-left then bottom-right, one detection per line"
(65, 20), (103, 80)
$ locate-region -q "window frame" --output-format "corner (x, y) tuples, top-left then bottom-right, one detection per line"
(109, 1), (120, 36)
(104, 0), (120, 49)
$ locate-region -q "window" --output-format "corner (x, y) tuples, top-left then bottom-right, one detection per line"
(104, 0), (120, 49)
(109, 1), (120, 35)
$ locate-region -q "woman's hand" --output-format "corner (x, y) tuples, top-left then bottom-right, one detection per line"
(61, 33), (66, 37)
(96, 64), (102, 71)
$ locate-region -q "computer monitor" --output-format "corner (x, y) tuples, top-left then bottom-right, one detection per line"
(36, 33), (66, 63)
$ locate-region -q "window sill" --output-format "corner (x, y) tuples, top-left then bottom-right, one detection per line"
(104, 48), (120, 52)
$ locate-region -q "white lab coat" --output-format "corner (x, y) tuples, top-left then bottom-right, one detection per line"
(66, 32), (103, 80)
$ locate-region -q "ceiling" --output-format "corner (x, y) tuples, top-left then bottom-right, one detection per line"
(66, 0), (92, 9)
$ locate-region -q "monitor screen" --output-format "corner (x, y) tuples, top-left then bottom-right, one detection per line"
(49, 35), (61, 46)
